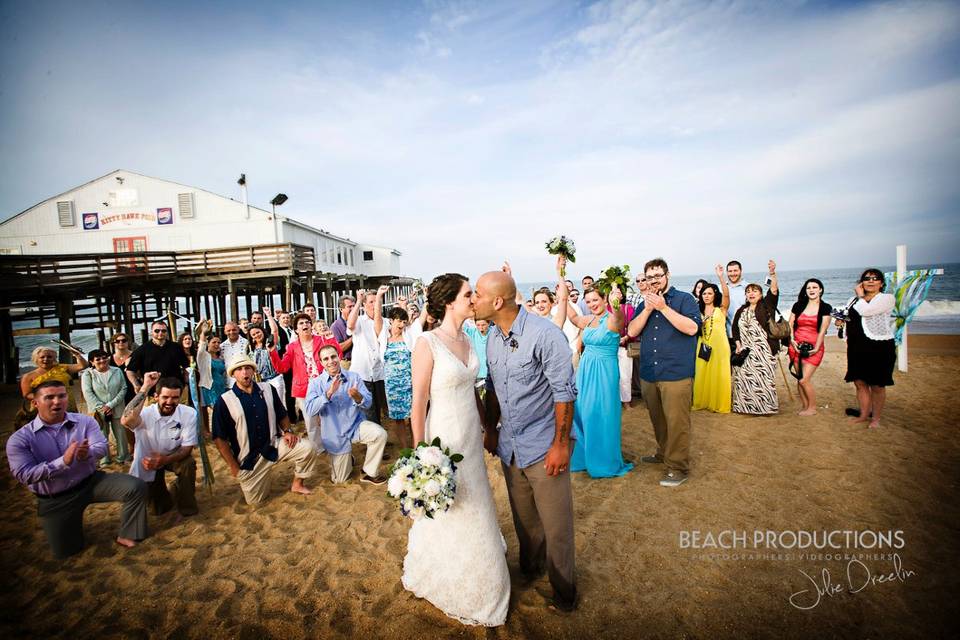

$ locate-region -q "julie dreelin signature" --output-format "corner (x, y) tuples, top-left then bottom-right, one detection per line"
(788, 553), (917, 610)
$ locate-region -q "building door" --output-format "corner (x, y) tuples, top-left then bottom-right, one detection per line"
(113, 236), (147, 271)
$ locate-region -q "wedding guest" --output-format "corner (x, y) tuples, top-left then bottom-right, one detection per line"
(270, 312), (341, 450)
(330, 296), (356, 365)
(312, 319), (330, 337)
(569, 289), (580, 305)
(379, 301), (420, 449)
(788, 278), (833, 416)
(302, 303), (318, 324)
(691, 279), (709, 300)
(238, 318), (250, 339)
(7, 379), (148, 558)
(272, 308), (297, 420)
(212, 355), (320, 504)
(249, 311), (265, 329)
(347, 287), (388, 424)
(629, 275), (651, 399)
(841, 268), (896, 429)
(613, 298), (637, 408)
(126, 321), (189, 389)
(725, 260), (747, 337)
(567, 277), (633, 478)
(121, 373), (199, 517)
(692, 265), (732, 413)
(220, 322), (249, 368)
(80, 349), (130, 465)
(178, 332), (197, 366)
(249, 323), (286, 399)
(626, 258), (701, 487)
(196, 321), (227, 435)
(552, 283), (583, 369)
(464, 318), (491, 385)
(731, 261), (781, 415)
(20, 346), (87, 420)
(110, 333), (137, 453)
(533, 287), (567, 328)
(304, 345), (388, 484)
(578, 275), (595, 315)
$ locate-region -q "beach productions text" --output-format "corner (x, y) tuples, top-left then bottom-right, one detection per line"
(679, 530), (905, 550)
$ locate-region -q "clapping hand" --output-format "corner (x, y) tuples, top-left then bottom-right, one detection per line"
(347, 386), (363, 404)
(63, 439), (89, 466)
(644, 292), (666, 311)
(326, 376), (342, 400)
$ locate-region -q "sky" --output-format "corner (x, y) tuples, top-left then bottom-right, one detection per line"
(1, 0), (958, 281)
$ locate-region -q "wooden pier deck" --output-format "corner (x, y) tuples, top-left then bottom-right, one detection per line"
(0, 243), (412, 381)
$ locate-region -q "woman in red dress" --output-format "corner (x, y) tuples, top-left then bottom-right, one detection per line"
(788, 278), (833, 416)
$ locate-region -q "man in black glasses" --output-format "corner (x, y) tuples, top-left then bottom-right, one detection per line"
(125, 321), (189, 392)
(121, 373), (199, 518)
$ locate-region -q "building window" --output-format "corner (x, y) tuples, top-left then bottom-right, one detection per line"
(349, 249), (354, 266)
(337, 246), (343, 265)
(57, 201), (76, 227)
(363, 250), (374, 262)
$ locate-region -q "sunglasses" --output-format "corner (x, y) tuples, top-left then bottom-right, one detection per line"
(113, 338), (127, 343)
(152, 329), (168, 333)
(861, 276), (882, 282)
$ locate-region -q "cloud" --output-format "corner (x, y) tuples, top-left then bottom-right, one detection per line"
(1, 0), (958, 280)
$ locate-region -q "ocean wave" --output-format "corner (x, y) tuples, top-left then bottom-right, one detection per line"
(914, 300), (960, 317)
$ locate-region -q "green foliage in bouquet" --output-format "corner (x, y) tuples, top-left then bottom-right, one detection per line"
(595, 264), (632, 310)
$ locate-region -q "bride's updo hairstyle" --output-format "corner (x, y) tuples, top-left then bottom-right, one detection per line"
(426, 273), (468, 322)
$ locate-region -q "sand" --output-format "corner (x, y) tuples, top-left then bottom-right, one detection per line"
(1, 334), (958, 639)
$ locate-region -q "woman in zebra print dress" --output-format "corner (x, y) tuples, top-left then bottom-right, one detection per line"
(732, 278), (781, 415)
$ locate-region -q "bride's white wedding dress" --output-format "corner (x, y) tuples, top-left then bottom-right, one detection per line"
(401, 331), (510, 626)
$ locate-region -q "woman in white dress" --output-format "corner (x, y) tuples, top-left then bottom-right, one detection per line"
(403, 273), (511, 626)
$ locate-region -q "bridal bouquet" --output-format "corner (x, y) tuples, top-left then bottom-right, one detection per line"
(387, 437), (464, 520)
(595, 264), (632, 310)
(545, 235), (576, 277)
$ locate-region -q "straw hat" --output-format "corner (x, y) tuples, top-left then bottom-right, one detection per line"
(226, 355), (258, 376)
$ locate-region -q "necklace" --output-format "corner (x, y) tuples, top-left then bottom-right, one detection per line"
(438, 326), (465, 343)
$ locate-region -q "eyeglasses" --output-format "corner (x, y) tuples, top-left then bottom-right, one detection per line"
(635, 279), (646, 283)
(861, 276), (882, 282)
(645, 273), (666, 281)
(152, 329), (168, 334)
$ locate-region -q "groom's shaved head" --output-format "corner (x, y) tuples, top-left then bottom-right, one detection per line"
(479, 271), (516, 301)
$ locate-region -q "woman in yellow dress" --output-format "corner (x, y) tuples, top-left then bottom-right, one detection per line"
(692, 265), (731, 413)
(16, 345), (88, 426)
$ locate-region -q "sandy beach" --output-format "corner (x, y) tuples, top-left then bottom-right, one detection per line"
(1, 334), (957, 639)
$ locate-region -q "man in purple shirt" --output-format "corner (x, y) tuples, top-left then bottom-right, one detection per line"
(330, 295), (355, 365)
(6, 379), (149, 559)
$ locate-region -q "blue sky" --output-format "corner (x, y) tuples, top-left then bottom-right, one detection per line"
(1, 0), (958, 280)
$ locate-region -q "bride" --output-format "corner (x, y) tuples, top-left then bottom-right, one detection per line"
(402, 273), (510, 626)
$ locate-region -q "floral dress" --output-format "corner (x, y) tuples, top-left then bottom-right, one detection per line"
(384, 339), (412, 420)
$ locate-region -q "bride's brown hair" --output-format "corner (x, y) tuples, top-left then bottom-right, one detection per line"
(426, 273), (468, 322)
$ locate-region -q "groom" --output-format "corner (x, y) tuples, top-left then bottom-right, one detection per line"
(474, 269), (579, 612)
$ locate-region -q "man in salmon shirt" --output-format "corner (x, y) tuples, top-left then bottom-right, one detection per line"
(269, 312), (341, 452)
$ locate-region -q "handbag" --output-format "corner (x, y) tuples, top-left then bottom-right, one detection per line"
(767, 308), (791, 340)
(731, 347), (750, 367)
(698, 342), (712, 362)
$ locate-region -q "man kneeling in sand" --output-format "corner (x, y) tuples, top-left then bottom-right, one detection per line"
(121, 372), (199, 519)
(304, 345), (388, 485)
(212, 356), (320, 504)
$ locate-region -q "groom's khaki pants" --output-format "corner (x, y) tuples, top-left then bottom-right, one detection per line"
(502, 457), (577, 605)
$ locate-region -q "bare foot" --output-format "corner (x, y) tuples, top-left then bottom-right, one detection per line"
(290, 480), (312, 495)
(798, 408), (817, 416)
(115, 537), (137, 549)
(868, 419), (880, 429)
(848, 416), (869, 424)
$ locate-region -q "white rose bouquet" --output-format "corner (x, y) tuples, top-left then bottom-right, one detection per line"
(545, 235), (576, 277)
(387, 437), (464, 520)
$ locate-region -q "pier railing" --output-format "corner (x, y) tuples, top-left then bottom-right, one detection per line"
(0, 243), (316, 292)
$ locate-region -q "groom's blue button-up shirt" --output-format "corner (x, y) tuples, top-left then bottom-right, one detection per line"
(486, 307), (577, 467)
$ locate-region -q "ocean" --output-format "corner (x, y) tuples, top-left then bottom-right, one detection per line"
(13, 263), (960, 369)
